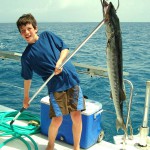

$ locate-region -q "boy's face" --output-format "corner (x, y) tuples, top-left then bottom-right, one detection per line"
(19, 23), (38, 44)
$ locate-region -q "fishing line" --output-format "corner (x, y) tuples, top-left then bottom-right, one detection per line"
(102, 109), (116, 115)
(0, 81), (39, 94)
(116, 0), (120, 11)
(0, 81), (24, 90)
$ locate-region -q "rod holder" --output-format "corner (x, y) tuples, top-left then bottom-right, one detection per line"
(139, 127), (149, 147)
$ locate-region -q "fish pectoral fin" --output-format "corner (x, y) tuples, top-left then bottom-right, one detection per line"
(116, 119), (127, 134)
(110, 91), (113, 100)
(121, 89), (126, 101)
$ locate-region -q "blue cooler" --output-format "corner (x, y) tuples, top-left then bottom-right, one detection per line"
(40, 96), (103, 149)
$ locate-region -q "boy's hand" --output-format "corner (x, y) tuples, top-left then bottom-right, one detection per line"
(23, 97), (30, 109)
(55, 60), (63, 75)
(55, 68), (63, 75)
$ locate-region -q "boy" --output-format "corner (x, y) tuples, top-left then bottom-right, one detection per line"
(16, 13), (85, 150)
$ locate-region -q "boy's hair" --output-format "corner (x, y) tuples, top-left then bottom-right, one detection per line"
(16, 13), (37, 32)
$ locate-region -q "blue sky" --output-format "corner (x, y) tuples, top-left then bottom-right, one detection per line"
(0, 0), (149, 23)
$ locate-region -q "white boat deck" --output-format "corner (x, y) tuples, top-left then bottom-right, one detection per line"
(1, 105), (150, 150)
(0, 105), (118, 150)
(0, 134), (118, 150)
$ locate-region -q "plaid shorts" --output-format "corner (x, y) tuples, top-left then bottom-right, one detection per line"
(49, 85), (86, 118)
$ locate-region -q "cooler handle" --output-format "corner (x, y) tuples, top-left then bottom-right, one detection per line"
(94, 109), (103, 119)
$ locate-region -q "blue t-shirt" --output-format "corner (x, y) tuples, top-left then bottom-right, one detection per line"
(21, 31), (80, 93)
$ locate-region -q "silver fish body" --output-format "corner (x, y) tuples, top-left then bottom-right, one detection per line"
(103, 1), (126, 133)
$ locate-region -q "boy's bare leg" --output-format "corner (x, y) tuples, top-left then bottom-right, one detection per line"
(71, 111), (82, 150)
(46, 116), (62, 150)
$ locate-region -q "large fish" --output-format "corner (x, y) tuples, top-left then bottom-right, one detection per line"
(102, 0), (127, 133)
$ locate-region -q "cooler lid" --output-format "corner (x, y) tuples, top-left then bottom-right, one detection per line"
(82, 99), (102, 116)
(41, 95), (50, 105)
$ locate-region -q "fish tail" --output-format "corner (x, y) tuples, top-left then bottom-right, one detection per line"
(116, 119), (127, 134)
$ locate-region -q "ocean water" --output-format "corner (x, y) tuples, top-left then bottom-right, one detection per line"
(0, 22), (150, 143)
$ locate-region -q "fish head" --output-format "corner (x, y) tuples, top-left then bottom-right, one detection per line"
(101, 0), (117, 23)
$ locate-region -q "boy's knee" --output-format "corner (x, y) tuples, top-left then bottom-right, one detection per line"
(51, 116), (63, 127)
(71, 111), (82, 123)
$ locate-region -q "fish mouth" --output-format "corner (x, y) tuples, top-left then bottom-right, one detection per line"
(101, 0), (112, 21)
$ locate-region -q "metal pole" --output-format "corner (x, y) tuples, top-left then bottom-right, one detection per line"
(124, 79), (134, 129)
(10, 19), (105, 125)
(138, 81), (150, 147)
(142, 81), (150, 127)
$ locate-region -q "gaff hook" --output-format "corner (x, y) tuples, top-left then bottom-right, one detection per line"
(100, 0), (120, 11)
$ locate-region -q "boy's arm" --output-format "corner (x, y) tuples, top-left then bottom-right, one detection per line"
(23, 79), (32, 108)
(55, 49), (69, 75)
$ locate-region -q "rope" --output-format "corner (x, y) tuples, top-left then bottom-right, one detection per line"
(0, 111), (40, 150)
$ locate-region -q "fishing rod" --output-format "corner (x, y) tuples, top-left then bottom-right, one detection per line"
(10, 18), (105, 126)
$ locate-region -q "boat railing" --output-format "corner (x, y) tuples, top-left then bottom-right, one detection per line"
(0, 50), (129, 78)
(124, 79), (134, 139)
